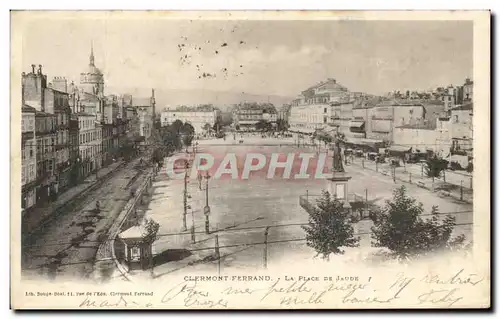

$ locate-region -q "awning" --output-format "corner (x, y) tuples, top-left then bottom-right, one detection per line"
(344, 137), (384, 148)
(350, 121), (365, 128)
(388, 145), (412, 153)
(297, 128), (315, 134)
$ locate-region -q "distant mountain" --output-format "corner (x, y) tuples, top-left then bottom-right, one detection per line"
(106, 87), (294, 112)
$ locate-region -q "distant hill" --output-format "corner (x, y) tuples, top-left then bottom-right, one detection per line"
(106, 87), (294, 112)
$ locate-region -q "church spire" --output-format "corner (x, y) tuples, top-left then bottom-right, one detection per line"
(89, 41), (95, 66)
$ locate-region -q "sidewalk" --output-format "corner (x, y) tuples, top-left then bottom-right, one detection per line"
(22, 159), (126, 237)
(114, 153), (218, 281)
(350, 158), (473, 204)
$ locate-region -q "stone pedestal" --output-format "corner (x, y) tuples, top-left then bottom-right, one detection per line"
(327, 172), (352, 211)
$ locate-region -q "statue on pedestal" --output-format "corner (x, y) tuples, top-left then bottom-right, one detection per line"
(332, 140), (344, 173)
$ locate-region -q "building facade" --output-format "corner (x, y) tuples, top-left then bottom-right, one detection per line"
(463, 78), (473, 102)
(450, 103), (473, 156)
(161, 108), (221, 134)
(233, 107), (263, 131)
(22, 64), (73, 204)
(21, 105), (37, 213)
(34, 111), (57, 205)
(68, 115), (80, 185)
(288, 78), (351, 140)
(132, 91), (156, 146)
(77, 114), (102, 178)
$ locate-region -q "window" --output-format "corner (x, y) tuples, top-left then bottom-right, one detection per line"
(324, 108), (327, 113)
(454, 115), (459, 123)
(130, 246), (140, 261)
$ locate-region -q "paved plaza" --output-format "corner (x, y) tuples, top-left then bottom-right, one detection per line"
(118, 138), (473, 282)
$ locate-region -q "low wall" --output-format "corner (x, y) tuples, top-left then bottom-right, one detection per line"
(94, 167), (156, 281)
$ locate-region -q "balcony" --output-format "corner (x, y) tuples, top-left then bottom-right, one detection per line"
(55, 144), (67, 151)
(22, 131), (35, 143)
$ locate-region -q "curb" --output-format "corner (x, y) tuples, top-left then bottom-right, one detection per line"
(351, 161), (473, 204)
(96, 168), (155, 282)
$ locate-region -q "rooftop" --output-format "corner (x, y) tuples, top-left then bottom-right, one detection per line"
(22, 105), (37, 113)
(376, 99), (424, 107)
(451, 103), (473, 111)
(74, 112), (97, 117)
(395, 122), (436, 130)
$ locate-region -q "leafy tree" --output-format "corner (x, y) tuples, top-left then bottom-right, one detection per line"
(255, 119), (272, 132)
(302, 191), (359, 259)
(317, 133), (333, 146)
(425, 155), (448, 182)
(235, 124), (240, 131)
(203, 123), (212, 132)
(276, 118), (288, 132)
(212, 119), (222, 133)
(170, 119), (184, 134)
(181, 122), (195, 147)
(141, 218), (160, 244)
(181, 122), (195, 135)
(371, 186), (466, 260)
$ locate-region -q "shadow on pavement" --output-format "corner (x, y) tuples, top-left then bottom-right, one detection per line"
(153, 248), (192, 267)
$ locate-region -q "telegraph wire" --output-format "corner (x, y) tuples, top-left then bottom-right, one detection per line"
(21, 211), (473, 248)
(22, 222), (474, 271)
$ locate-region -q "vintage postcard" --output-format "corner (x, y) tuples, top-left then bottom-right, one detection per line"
(10, 10), (490, 309)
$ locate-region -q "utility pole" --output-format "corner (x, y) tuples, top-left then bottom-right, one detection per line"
(204, 172), (211, 234)
(263, 226), (270, 269)
(190, 207), (196, 243)
(364, 189), (368, 220)
(182, 162), (189, 231)
(215, 235), (220, 276)
(460, 180), (464, 201)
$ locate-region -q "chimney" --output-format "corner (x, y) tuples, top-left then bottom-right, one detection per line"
(31, 64), (35, 74)
(37, 64), (42, 75)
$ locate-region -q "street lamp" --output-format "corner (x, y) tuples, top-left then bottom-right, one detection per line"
(182, 161), (190, 231)
(204, 172), (211, 234)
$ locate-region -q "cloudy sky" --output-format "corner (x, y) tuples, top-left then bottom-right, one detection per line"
(21, 17), (472, 97)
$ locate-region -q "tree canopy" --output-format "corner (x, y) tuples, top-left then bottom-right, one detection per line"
(371, 186), (466, 260)
(302, 191), (359, 259)
(255, 119), (273, 132)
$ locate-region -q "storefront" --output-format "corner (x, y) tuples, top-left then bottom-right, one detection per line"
(387, 145), (413, 161)
(344, 137), (385, 153)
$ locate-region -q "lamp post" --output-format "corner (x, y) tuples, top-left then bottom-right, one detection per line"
(182, 161), (190, 231)
(204, 172), (211, 234)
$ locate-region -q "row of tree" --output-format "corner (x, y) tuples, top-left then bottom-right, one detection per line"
(303, 186), (469, 261)
(150, 119), (195, 167)
(233, 119), (289, 132)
